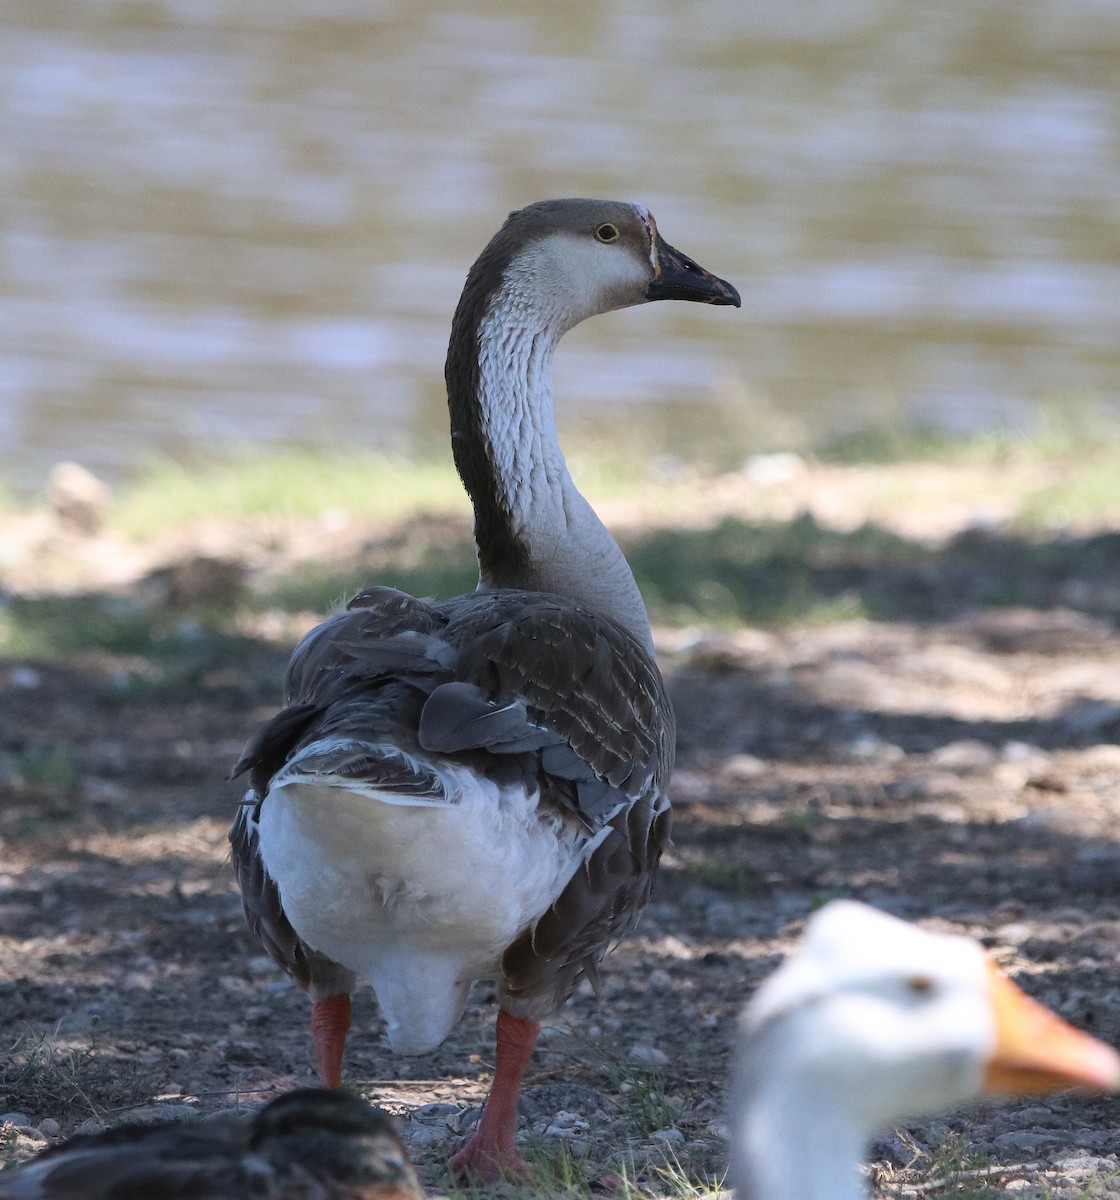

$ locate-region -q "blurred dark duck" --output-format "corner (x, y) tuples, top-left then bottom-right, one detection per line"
(0, 1088), (422, 1200)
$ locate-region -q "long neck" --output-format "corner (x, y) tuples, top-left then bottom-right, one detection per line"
(445, 257), (654, 653)
(732, 1044), (868, 1200)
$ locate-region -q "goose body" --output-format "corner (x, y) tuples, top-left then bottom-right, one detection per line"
(230, 200), (739, 1179)
(730, 902), (1120, 1200)
(0, 1089), (422, 1200)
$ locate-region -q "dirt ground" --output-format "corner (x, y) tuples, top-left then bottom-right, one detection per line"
(2, 464), (1120, 1197)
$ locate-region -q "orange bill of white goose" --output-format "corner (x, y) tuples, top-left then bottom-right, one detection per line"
(228, 200), (740, 1181)
(730, 901), (1120, 1200)
(0, 1088), (422, 1200)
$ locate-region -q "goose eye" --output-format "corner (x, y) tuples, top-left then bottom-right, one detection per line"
(594, 223), (620, 244)
(906, 975), (935, 996)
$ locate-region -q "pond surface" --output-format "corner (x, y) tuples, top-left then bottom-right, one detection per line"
(2, 0), (1120, 487)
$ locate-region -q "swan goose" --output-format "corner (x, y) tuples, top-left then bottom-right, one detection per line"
(730, 901), (1120, 1200)
(0, 1089), (423, 1200)
(229, 200), (740, 1181)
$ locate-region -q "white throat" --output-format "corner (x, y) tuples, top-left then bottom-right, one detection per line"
(472, 267), (654, 652)
(732, 1042), (869, 1200)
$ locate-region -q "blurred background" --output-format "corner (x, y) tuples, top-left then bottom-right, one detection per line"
(3, 0), (1120, 491)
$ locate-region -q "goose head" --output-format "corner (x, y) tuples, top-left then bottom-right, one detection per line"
(455, 199), (740, 338)
(731, 901), (1120, 1200)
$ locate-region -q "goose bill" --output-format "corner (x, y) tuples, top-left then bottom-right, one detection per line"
(983, 962), (1120, 1094)
(645, 235), (741, 306)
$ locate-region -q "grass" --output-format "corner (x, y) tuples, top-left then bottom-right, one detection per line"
(101, 445), (663, 541)
(437, 1142), (722, 1200)
(0, 1029), (150, 1123)
(2, 746), (79, 799)
(110, 449), (470, 538)
(628, 513), (913, 627)
(686, 859), (766, 894)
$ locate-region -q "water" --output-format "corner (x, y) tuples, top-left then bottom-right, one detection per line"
(2, 0), (1119, 489)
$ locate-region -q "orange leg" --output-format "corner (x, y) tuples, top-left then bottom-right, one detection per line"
(311, 994), (352, 1088)
(450, 1010), (540, 1182)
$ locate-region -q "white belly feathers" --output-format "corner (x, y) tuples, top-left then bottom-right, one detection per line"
(253, 752), (589, 1054)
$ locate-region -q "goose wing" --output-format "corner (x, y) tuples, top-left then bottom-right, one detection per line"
(230, 585), (674, 1012)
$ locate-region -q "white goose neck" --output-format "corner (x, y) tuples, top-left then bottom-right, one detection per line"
(733, 1048), (868, 1200)
(459, 264), (654, 653)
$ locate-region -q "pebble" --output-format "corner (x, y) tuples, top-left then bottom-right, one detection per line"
(719, 753), (767, 781)
(0, 1113), (33, 1129)
(646, 968), (673, 992)
(741, 452), (807, 486)
(400, 1123), (447, 1148)
(843, 734), (906, 765)
(1075, 921), (1120, 943)
(930, 739), (999, 772)
(629, 1044), (669, 1068)
(544, 1111), (590, 1137)
(412, 1102), (459, 1121)
(650, 1126), (685, 1145)
(126, 1103), (199, 1123)
(992, 1130), (1061, 1153)
(1053, 1155), (1112, 1172)
(37, 1118), (60, 1137)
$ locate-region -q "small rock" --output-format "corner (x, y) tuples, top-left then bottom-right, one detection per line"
(127, 1103), (198, 1123)
(400, 1122), (447, 1148)
(8, 667), (41, 690)
(519, 1083), (611, 1119)
(930, 739), (999, 772)
(741, 452), (806, 486)
(47, 461), (111, 534)
(995, 921), (1033, 944)
(412, 1102), (459, 1122)
(0, 1112), (33, 1129)
(544, 1111), (590, 1137)
(1001, 741), (1049, 767)
(446, 1106), (483, 1135)
(719, 754), (767, 782)
(705, 1120), (731, 1141)
(650, 1126), (685, 1145)
(843, 734), (905, 765)
(37, 1118), (60, 1137)
(1015, 807), (1085, 836)
(629, 1044), (669, 1068)
(992, 1130), (1061, 1153)
(647, 968), (673, 993)
(1076, 921), (1120, 943)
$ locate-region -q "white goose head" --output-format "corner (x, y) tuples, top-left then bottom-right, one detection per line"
(731, 901), (1120, 1200)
